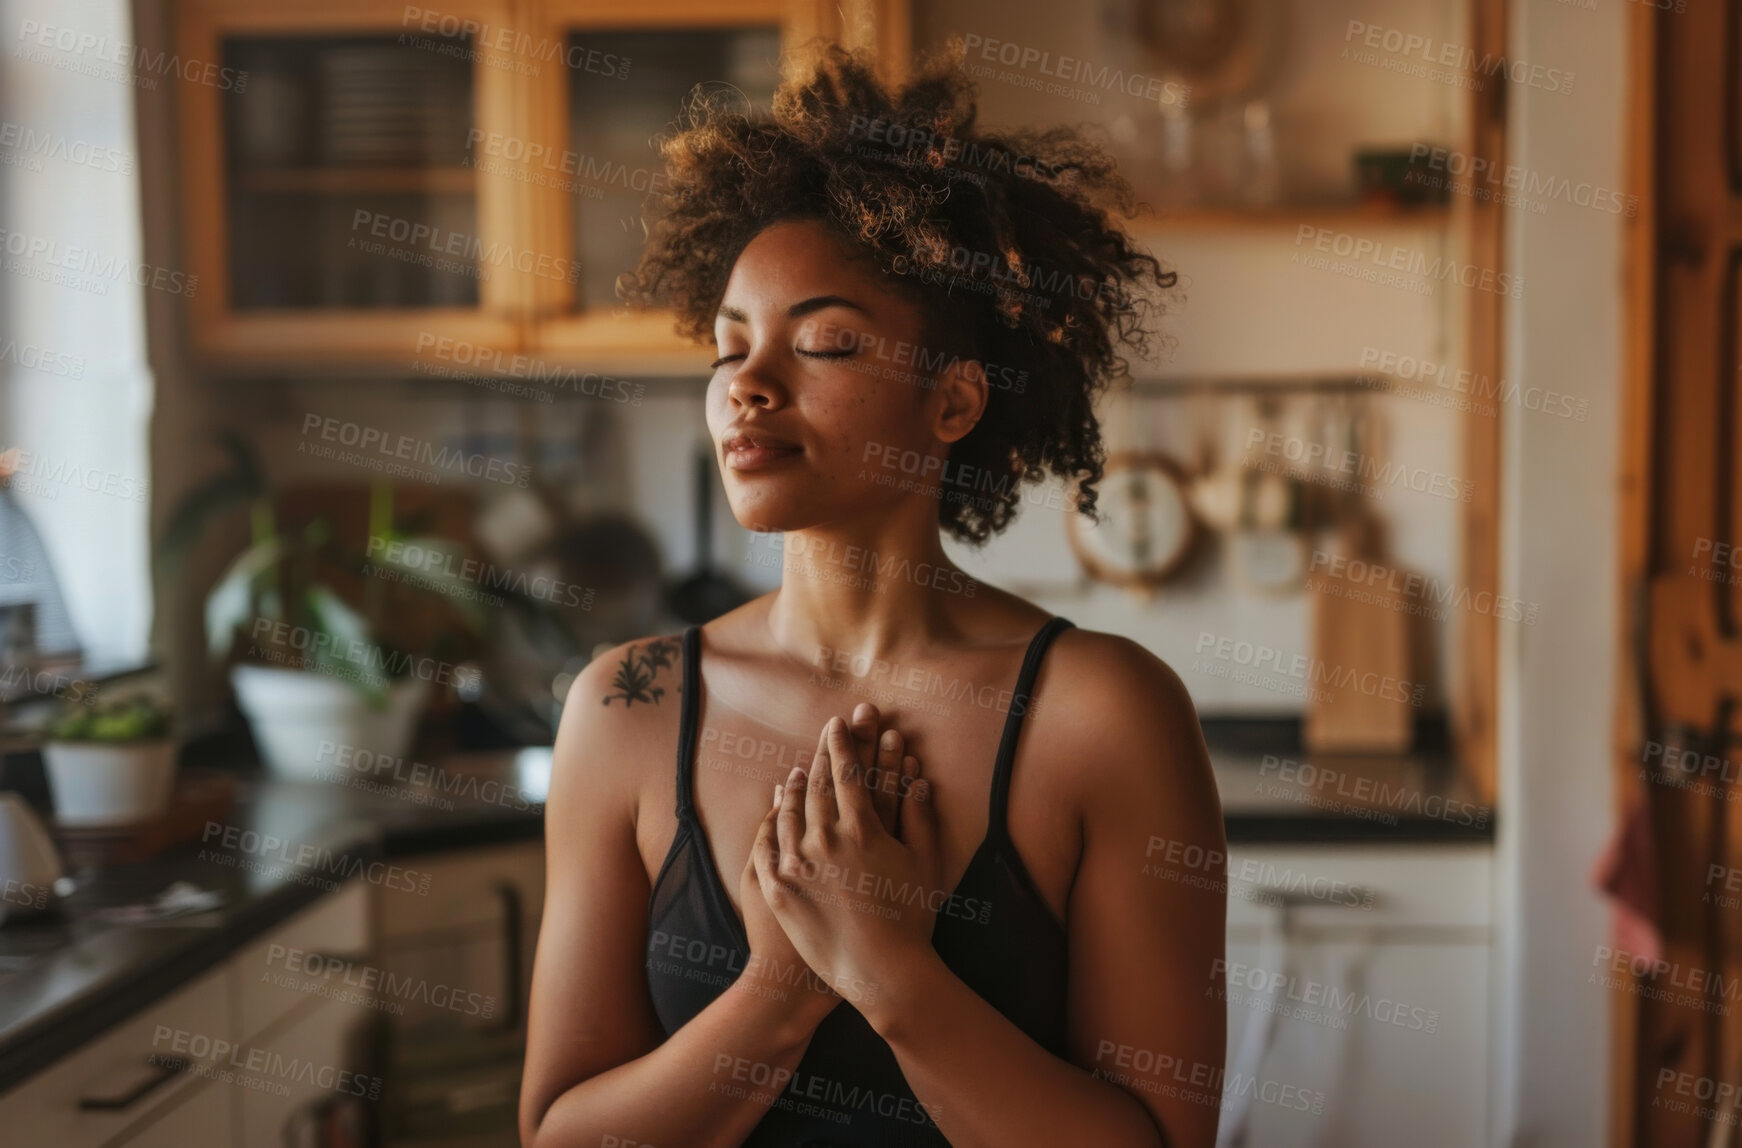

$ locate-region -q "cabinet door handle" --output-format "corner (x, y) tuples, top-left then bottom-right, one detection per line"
(77, 1055), (188, 1111)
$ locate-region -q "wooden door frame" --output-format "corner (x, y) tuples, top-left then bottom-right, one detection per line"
(1454, 0), (1508, 808)
(1613, 0), (1656, 1141)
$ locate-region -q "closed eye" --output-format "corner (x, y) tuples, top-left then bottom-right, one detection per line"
(710, 353), (744, 369)
(797, 348), (854, 359)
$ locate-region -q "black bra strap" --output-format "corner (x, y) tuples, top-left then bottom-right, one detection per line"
(987, 616), (1074, 843)
(674, 626), (703, 819)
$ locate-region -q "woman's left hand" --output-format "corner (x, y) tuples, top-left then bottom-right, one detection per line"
(751, 713), (943, 1008)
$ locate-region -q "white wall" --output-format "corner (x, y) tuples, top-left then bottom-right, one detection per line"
(0, 0), (153, 664)
(1490, 0), (1623, 1143)
(903, 0), (1473, 712)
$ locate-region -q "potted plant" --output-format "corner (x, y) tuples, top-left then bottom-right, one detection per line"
(159, 435), (490, 781)
(42, 694), (177, 825)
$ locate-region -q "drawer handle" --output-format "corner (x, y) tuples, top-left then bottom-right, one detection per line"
(77, 1055), (188, 1111)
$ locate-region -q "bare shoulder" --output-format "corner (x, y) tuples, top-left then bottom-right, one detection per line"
(1041, 628), (1197, 729)
(549, 634), (689, 818)
(1034, 627), (1222, 830)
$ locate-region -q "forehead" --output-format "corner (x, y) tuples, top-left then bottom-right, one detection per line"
(719, 219), (914, 322)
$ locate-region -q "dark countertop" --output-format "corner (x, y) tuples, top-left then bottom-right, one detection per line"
(0, 748), (547, 1095)
(0, 720), (1488, 1095)
(1206, 716), (1496, 845)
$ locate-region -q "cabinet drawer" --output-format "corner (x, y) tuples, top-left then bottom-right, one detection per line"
(0, 965), (228, 1145)
(1222, 845), (1493, 933)
(375, 841), (543, 943)
(236, 880), (372, 1041)
(115, 1076), (231, 1148)
(237, 996), (379, 1148)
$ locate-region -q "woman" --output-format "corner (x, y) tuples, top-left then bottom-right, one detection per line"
(519, 42), (1227, 1148)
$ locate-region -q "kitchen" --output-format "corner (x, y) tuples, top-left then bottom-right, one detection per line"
(0, 0), (1664, 1144)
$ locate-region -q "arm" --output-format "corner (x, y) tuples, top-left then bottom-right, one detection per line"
(517, 640), (838, 1148)
(876, 637), (1228, 1148)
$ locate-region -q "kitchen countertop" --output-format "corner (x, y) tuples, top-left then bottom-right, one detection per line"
(1205, 717), (1495, 845)
(0, 720), (1488, 1095)
(0, 748), (547, 1095)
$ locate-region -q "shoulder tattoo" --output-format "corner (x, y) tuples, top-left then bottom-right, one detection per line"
(601, 636), (681, 707)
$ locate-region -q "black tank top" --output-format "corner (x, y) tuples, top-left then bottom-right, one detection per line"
(644, 617), (1075, 1147)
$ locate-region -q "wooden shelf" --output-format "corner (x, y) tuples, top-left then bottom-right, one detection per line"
(234, 166), (476, 195)
(1129, 201), (1452, 234)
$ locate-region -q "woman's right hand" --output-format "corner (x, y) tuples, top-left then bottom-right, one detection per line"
(735, 704), (894, 1026)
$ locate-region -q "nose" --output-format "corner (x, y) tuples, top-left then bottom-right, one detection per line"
(726, 353), (788, 412)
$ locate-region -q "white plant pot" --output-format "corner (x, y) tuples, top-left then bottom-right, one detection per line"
(231, 664), (429, 782)
(42, 740), (179, 826)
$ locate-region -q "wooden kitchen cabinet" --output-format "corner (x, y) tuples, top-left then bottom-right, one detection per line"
(175, 0), (527, 362)
(173, 0), (909, 369)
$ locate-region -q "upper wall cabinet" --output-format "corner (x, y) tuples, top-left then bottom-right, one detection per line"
(174, 0), (910, 369)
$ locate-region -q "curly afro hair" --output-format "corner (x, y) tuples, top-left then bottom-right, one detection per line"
(618, 40), (1177, 544)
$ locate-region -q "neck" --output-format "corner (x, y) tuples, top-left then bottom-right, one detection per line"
(765, 499), (970, 667)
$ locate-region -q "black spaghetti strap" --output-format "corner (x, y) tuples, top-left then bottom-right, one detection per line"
(986, 616), (1074, 843)
(673, 626), (703, 819)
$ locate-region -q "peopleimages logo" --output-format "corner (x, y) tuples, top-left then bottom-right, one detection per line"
(1342, 21), (1574, 94)
(365, 535), (594, 609)
(15, 19), (248, 92)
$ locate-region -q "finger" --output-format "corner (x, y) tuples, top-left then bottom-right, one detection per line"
(870, 726), (904, 835)
(806, 719), (841, 830)
(751, 800), (781, 890)
(831, 713), (880, 833)
(897, 758), (940, 862)
(849, 703), (882, 787)
(894, 747), (920, 831)
(777, 765), (809, 881)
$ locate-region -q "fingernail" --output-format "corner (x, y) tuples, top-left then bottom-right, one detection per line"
(881, 729), (900, 750)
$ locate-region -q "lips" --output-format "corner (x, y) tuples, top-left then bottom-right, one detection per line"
(722, 428), (804, 472)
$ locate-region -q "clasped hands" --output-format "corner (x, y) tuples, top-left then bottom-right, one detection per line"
(735, 702), (945, 1027)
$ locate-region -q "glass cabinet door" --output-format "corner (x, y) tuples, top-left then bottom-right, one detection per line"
(175, 0), (903, 366)
(526, 8), (791, 369)
(564, 28), (781, 311)
(223, 33), (479, 310)
(176, 1), (525, 362)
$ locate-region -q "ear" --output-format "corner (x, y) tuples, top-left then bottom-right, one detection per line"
(931, 356), (989, 445)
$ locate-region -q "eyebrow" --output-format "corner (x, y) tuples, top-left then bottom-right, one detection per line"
(716, 295), (873, 324)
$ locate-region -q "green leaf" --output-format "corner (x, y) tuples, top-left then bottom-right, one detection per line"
(364, 535), (489, 634)
(206, 533), (288, 662)
(305, 585), (391, 707)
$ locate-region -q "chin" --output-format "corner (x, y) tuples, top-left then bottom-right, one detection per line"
(722, 489), (814, 536)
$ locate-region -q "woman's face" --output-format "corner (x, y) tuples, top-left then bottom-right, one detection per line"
(705, 218), (980, 536)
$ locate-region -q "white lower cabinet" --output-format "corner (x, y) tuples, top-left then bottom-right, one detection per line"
(237, 996), (376, 1148)
(0, 880), (375, 1148)
(0, 965), (229, 1147)
(123, 1080), (233, 1148)
(1218, 844), (1493, 1148)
